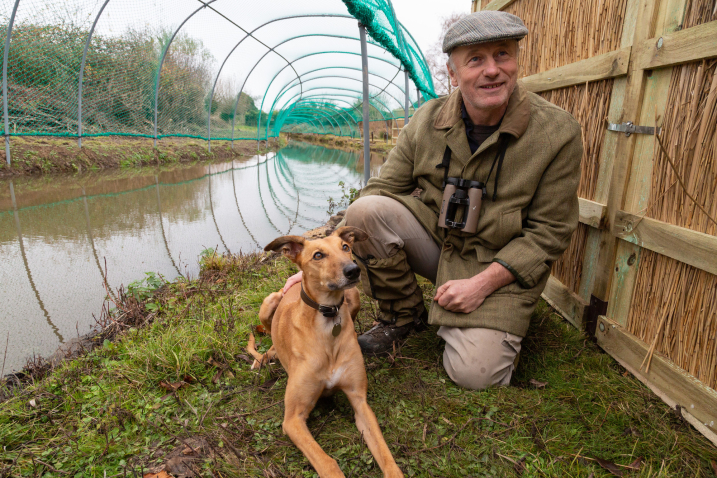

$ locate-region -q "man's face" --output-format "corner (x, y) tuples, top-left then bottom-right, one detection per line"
(447, 40), (519, 117)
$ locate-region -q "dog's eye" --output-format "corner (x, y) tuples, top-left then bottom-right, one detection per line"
(342, 244), (350, 252)
(313, 252), (323, 260)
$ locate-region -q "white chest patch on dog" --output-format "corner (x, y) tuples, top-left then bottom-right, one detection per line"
(325, 366), (346, 389)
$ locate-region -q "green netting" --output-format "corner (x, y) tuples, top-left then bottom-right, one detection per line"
(0, 0), (435, 154)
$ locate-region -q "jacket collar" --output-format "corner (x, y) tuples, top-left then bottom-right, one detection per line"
(433, 81), (530, 139)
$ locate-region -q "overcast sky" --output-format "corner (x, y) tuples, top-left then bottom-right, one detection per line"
(391, 0), (471, 56)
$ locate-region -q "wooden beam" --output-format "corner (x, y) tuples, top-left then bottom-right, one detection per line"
(542, 276), (589, 330)
(613, 211), (717, 276)
(482, 0), (518, 11)
(578, 197), (606, 229)
(521, 47), (631, 93)
(596, 315), (717, 446)
(635, 20), (717, 70)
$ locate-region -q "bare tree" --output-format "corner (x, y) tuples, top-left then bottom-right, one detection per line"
(425, 13), (466, 96)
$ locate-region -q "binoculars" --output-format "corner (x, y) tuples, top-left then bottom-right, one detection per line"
(438, 177), (485, 233)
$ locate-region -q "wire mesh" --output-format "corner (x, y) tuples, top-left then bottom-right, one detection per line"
(0, 0), (435, 154)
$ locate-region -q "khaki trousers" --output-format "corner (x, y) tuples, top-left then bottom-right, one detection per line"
(345, 195), (522, 390)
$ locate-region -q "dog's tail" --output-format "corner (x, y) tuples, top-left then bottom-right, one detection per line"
(258, 290), (282, 334)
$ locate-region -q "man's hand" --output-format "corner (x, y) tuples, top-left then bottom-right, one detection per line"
(433, 262), (515, 314)
(282, 271), (302, 295)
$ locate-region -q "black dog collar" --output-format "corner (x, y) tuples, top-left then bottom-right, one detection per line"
(300, 284), (344, 318)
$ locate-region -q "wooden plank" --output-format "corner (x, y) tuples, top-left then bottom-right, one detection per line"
(578, 0), (641, 303)
(541, 276), (589, 330)
(606, 0), (687, 324)
(521, 48), (631, 93)
(596, 315), (717, 445)
(578, 197), (606, 229)
(613, 211), (717, 276)
(482, 0), (518, 11)
(635, 20), (717, 70)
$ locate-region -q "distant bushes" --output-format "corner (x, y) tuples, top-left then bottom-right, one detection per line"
(4, 22), (260, 138)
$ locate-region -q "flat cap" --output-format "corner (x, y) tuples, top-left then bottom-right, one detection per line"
(442, 11), (528, 54)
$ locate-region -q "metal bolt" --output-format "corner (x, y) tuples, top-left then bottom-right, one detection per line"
(599, 322), (605, 332)
(627, 253), (637, 266)
(657, 37), (663, 49)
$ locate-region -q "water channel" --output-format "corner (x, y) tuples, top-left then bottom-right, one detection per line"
(0, 141), (384, 373)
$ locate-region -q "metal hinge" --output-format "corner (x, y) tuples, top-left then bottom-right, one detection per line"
(607, 121), (662, 137)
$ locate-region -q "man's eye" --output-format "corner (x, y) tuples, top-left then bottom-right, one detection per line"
(313, 252), (323, 260)
(342, 244), (350, 252)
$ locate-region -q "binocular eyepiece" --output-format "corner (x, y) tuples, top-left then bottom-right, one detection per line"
(438, 177), (485, 233)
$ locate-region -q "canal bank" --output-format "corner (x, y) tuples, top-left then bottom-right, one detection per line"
(0, 136), (284, 178)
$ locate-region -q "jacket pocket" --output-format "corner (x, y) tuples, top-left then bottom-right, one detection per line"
(497, 208), (523, 245)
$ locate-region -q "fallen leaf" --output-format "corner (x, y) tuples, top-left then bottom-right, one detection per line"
(529, 378), (548, 389)
(159, 381), (187, 393)
(235, 354), (253, 364)
(593, 457), (623, 477)
(28, 398), (36, 408)
(255, 324), (267, 335)
(182, 374), (195, 383)
(626, 457), (643, 470)
(259, 377), (278, 391)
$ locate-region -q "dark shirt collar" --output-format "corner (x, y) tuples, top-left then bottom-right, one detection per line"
(461, 101), (501, 154)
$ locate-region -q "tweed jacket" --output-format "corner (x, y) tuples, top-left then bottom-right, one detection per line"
(360, 82), (582, 336)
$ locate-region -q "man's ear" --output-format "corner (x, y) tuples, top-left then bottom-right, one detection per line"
(264, 235), (305, 262)
(334, 226), (369, 245)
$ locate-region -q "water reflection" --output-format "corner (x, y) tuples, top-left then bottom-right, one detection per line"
(0, 142), (382, 372)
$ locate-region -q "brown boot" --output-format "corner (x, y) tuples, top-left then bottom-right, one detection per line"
(358, 305), (427, 355)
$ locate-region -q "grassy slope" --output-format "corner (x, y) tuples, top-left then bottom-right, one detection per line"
(0, 135), (282, 178)
(0, 253), (715, 477)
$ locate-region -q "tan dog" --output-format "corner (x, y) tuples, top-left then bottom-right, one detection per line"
(247, 227), (404, 478)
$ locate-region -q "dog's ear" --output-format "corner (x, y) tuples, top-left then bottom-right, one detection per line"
(334, 226), (369, 245)
(264, 235), (305, 262)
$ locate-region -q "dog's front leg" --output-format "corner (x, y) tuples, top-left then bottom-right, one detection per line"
(283, 373), (344, 477)
(343, 377), (404, 478)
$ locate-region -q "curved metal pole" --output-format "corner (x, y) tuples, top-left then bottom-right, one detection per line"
(155, 176), (182, 276)
(255, 50), (402, 143)
(270, 89), (395, 139)
(77, 0), (111, 148)
(208, 173), (230, 254)
(267, 80), (402, 141)
(398, 21), (437, 99)
(226, 13), (358, 145)
(360, 22), (370, 184)
(269, 75), (406, 124)
(3, 0), (20, 165)
(267, 86), (390, 140)
(281, 97), (385, 139)
(276, 93), (395, 140)
(213, 29), (392, 147)
(153, 0), (218, 147)
(287, 112), (344, 136)
(285, 108), (341, 136)
(9, 181), (63, 342)
(294, 95), (392, 139)
(288, 110), (349, 137)
(277, 65), (407, 98)
(82, 187), (120, 302)
(279, 102), (359, 137)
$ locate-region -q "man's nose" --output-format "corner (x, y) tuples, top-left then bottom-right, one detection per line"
(483, 59), (500, 77)
(343, 263), (360, 281)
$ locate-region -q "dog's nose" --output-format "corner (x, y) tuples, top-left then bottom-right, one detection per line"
(343, 263), (360, 281)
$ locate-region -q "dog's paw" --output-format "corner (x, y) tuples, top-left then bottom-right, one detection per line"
(250, 359), (262, 370)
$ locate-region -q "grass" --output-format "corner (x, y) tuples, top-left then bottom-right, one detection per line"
(0, 252), (715, 477)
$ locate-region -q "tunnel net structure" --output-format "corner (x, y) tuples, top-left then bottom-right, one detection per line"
(0, 0), (436, 154)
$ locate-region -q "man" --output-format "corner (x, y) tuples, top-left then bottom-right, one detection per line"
(285, 11), (582, 389)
